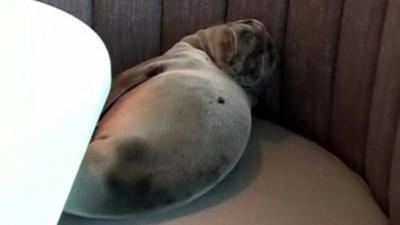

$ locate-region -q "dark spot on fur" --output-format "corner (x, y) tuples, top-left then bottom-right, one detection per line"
(134, 176), (152, 195)
(146, 64), (165, 77)
(106, 175), (123, 192)
(118, 138), (148, 165)
(122, 147), (145, 164)
(217, 96), (225, 104)
(106, 173), (153, 196)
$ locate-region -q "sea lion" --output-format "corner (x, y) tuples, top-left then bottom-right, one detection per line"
(84, 19), (276, 210)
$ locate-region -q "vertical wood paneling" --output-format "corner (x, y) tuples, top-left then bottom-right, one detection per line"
(330, 0), (388, 175)
(366, 0), (400, 214)
(37, 0), (92, 26)
(161, 0), (226, 52)
(391, 119), (400, 224)
(227, 0), (288, 121)
(93, 0), (162, 75)
(281, 0), (344, 146)
(35, 1), (400, 220)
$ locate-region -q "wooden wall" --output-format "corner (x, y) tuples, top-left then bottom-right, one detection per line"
(38, 0), (400, 222)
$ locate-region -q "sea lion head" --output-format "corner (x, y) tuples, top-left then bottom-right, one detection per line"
(182, 19), (276, 103)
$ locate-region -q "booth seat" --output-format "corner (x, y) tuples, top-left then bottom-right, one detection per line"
(59, 118), (387, 225)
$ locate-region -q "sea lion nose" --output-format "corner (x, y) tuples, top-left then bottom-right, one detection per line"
(241, 19), (265, 31)
(238, 19), (255, 25)
(238, 19), (262, 26)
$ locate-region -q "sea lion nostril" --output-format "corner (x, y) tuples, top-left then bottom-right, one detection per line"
(239, 19), (254, 25)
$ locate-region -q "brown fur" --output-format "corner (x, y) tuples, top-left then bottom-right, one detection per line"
(85, 19), (275, 210)
(101, 19), (275, 118)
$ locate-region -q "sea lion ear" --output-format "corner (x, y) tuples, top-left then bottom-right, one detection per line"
(214, 27), (235, 66)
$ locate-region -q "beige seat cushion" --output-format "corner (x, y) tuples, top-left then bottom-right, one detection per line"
(59, 118), (388, 225)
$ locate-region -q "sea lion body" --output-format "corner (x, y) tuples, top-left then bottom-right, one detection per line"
(83, 19), (276, 211)
(87, 43), (251, 207)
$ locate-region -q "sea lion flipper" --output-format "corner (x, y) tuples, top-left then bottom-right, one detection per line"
(85, 138), (117, 177)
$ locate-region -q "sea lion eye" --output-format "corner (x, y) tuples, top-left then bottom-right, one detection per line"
(241, 30), (254, 41)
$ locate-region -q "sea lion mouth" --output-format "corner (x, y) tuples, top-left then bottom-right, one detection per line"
(236, 54), (265, 88)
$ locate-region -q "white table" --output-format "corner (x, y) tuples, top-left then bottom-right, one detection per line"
(0, 1), (111, 225)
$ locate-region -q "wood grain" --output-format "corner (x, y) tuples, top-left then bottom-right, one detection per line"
(37, 0), (92, 25)
(330, 0), (388, 175)
(227, 0), (288, 121)
(391, 118), (400, 224)
(161, 0), (226, 52)
(366, 0), (400, 214)
(93, 0), (162, 75)
(281, 0), (344, 146)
